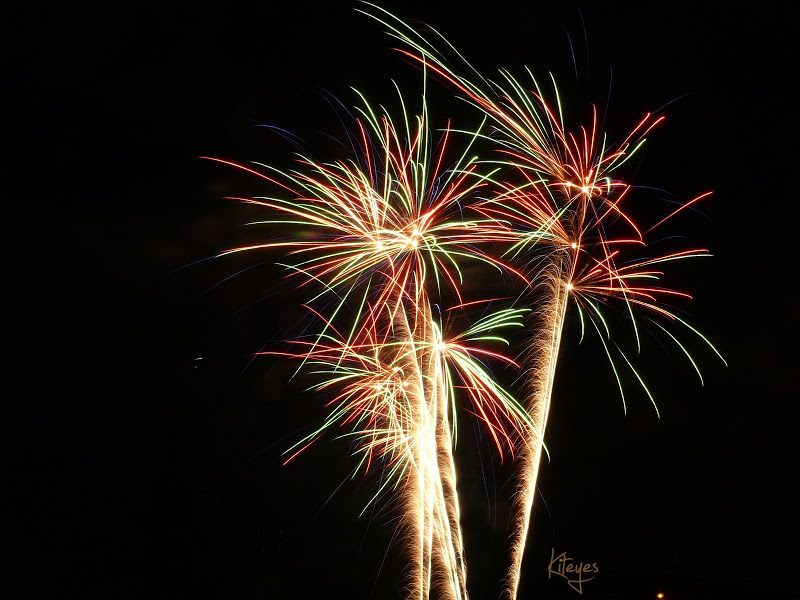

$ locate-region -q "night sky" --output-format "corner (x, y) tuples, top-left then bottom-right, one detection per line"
(7, 2), (798, 599)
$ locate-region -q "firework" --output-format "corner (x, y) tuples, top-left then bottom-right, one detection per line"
(210, 84), (531, 599)
(204, 89), (518, 337)
(360, 5), (724, 598)
(208, 7), (723, 598)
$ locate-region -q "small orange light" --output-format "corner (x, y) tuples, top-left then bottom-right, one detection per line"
(656, 594), (664, 599)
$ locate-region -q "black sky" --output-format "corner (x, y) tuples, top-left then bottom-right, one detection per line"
(6, 2), (798, 599)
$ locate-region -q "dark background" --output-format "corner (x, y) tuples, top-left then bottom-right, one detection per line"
(6, 2), (797, 599)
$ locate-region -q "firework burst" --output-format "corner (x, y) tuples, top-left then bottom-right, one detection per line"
(207, 7), (723, 598)
(209, 82), (534, 599)
(204, 88), (519, 339)
(360, 5), (724, 598)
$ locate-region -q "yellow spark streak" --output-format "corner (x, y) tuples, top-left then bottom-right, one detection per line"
(394, 299), (467, 600)
(436, 381), (468, 599)
(429, 330), (468, 600)
(506, 258), (571, 600)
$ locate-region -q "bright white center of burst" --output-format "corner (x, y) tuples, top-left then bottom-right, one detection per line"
(407, 227), (421, 248)
(566, 282), (573, 291)
(570, 242), (577, 249)
(581, 186), (589, 194)
(437, 342), (447, 352)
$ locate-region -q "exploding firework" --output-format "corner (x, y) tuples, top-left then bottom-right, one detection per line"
(208, 6), (723, 598)
(360, 4), (724, 598)
(208, 84), (532, 599)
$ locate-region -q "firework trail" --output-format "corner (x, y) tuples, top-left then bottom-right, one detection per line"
(209, 83), (531, 599)
(361, 5), (724, 598)
(263, 298), (530, 600)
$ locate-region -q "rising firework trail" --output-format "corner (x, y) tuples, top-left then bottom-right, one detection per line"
(360, 5), (725, 598)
